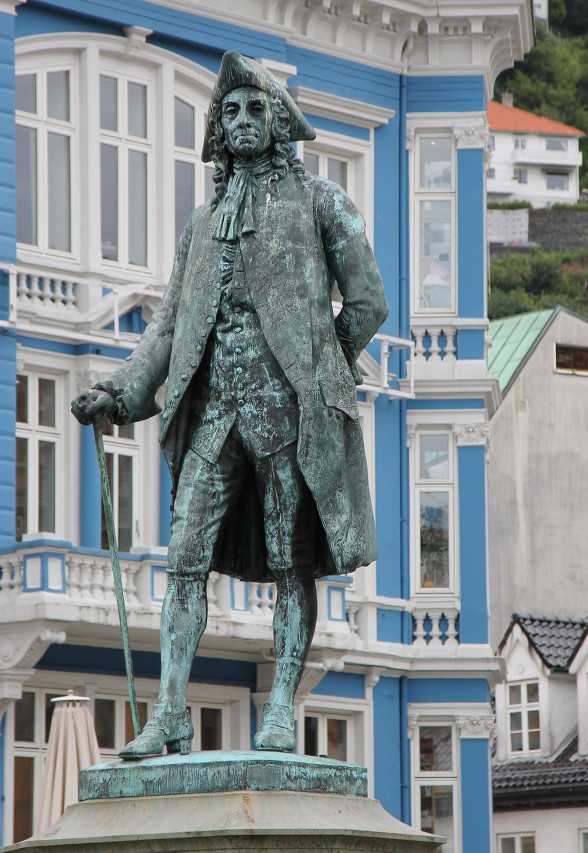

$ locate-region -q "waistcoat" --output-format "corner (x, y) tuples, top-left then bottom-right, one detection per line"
(189, 240), (299, 463)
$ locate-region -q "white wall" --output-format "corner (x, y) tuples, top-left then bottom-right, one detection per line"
(489, 312), (588, 647)
(495, 807), (588, 853)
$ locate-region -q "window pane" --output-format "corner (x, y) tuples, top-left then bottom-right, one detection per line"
(546, 173), (569, 191)
(327, 718), (347, 761)
(521, 838), (536, 853)
(47, 132), (71, 252)
(38, 378), (56, 427)
(118, 423), (135, 440)
(526, 682), (539, 703)
(510, 732), (523, 752)
(201, 707), (222, 750)
(118, 454), (133, 551)
(328, 157), (347, 191)
(124, 700), (147, 744)
(546, 138), (566, 151)
(175, 97), (195, 149)
(420, 137), (452, 189)
(128, 82), (147, 138)
(101, 143), (118, 260)
(527, 710), (540, 730)
(304, 152), (319, 174)
(128, 149), (147, 266)
(419, 786), (454, 850)
(528, 730), (540, 750)
(47, 70), (70, 122)
(16, 437), (28, 542)
(304, 716), (318, 756)
(17, 375), (28, 423)
(204, 165), (216, 202)
(16, 125), (38, 245)
(100, 76), (117, 131)
(175, 160), (195, 246)
(101, 453), (114, 550)
(14, 691), (35, 742)
(420, 435), (449, 480)
(44, 693), (60, 742)
(582, 832), (588, 853)
(13, 756), (34, 843)
(509, 685), (522, 705)
(510, 711), (522, 732)
(16, 74), (36, 114)
(419, 491), (450, 588)
(500, 840), (516, 853)
(38, 441), (56, 532)
(94, 698), (115, 749)
(419, 726), (452, 772)
(419, 200), (452, 309)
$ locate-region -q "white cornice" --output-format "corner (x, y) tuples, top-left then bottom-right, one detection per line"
(291, 86), (395, 128)
(135, 0), (533, 94)
(0, 0), (25, 15)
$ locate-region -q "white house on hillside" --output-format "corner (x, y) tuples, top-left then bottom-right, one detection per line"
(487, 95), (583, 208)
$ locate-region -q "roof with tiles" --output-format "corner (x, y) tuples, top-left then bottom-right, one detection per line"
(488, 309), (554, 394)
(499, 613), (588, 671)
(488, 100), (585, 137)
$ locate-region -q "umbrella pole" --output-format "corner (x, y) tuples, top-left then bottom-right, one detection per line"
(93, 421), (141, 739)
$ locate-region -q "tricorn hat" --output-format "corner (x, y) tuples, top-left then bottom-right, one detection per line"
(201, 51), (316, 163)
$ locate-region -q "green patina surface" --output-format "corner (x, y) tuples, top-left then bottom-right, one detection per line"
(488, 309), (555, 393)
(78, 750), (368, 801)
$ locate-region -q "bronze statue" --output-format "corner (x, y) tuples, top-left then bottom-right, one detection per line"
(72, 51), (387, 759)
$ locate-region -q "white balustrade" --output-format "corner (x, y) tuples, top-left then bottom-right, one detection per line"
(17, 270), (79, 312)
(412, 326), (458, 365)
(412, 607), (459, 647)
(0, 555), (23, 596)
(247, 582), (274, 619)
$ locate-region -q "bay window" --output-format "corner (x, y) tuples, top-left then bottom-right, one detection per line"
(413, 723), (459, 852)
(16, 64), (74, 255)
(508, 681), (540, 754)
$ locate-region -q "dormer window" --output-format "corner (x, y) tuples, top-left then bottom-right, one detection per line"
(508, 681), (540, 753)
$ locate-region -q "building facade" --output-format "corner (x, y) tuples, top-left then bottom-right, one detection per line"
(0, 0), (532, 848)
(487, 96), (583, 208)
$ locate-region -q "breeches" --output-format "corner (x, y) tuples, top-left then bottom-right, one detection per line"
(167, 424), (317, 576)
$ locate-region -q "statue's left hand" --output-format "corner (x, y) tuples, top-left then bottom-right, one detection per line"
(71, 389), (116, 426)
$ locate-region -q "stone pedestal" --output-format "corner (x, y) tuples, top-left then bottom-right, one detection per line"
(3, 752), (443, 852)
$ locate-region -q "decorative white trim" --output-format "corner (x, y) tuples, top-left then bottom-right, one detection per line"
(453, 124), (489, 151)
(123, 26), (154, 56)
(0, 0), (24, 15)
(0, 627), (65, 671)
(453, 422), (492, 447)
(455, 713), (496, 739)
(291, 86), (395, 129)
(406, 113), (488, 151)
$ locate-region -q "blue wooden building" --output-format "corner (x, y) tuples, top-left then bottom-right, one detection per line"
(0, 0), (533, 848)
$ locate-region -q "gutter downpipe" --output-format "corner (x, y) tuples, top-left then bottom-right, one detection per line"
(399, 46), (412, 826)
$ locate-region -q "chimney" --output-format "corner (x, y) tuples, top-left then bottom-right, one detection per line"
(502, 91), (514, 108)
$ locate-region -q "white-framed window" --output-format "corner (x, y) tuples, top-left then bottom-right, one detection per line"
(16, 58), (76, 257)
(514, 136), (527, 149)
(555, 343), (588, 375)
(546, 172), (569, 191)
(99, 66), (153, 269)
(412, 430), (457, 594)
(546, 137), (567, 151)
(487, 167), (496, 179)
(497, 834), (536, 853)
(16, 36), (215, 281)
(412, 133), (457, 314)
(508, 680), (540, 754)
(298, 696), (369, 773)
(488, 135), (495, 151)
(304, 148), (350, 194)
(16, 372), (63, 540)
(9, 677), (248, 844)
(100, 420), (139, 552)
(514, 168), (528, 184)
(580, 829), (588, 853)
(413, 722), (460, 853)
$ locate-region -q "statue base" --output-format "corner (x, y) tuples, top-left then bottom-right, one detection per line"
(4, 752), (443, 852)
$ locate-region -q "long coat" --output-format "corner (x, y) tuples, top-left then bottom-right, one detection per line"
(101, 170), (388, 580)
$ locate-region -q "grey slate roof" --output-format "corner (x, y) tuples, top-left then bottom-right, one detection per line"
(499, 614), (588, 671)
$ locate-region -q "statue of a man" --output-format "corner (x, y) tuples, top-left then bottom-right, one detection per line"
(72, 51), (387, 759)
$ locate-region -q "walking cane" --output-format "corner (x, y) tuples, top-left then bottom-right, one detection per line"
(93, 420), (141, 739)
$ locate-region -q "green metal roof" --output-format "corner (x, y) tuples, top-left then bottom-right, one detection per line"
(488, 309), (555, 394)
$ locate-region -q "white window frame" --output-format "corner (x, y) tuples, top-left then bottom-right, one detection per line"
(410, 714), (461, 853)
(15, 52), (78, 262)
(514, 136), (527, 149)
(5, 674), (250, 844)
(507, 679), (541, 756)
(546, 137), (567, 151)
(497, 833), (536, 853)
(16, 370), (64, 540)
(297, 695), (371, 782)
(410, 131), (457, 317)
(300, 129), (373, 245)
(410, 429), (458, 597)
(101, 424), (140, 552)
(545, 171), (569, 192)
(579, 829), (588, 853)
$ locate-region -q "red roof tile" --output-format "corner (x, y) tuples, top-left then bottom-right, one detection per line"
(488, 101), (584, 137)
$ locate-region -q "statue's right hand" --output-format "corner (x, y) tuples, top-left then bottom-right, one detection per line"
(71, 389), (116, 426)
